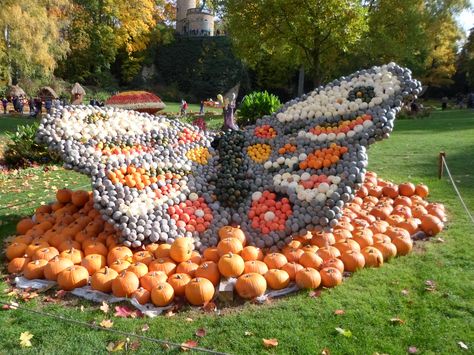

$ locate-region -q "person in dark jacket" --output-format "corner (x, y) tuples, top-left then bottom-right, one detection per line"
(1, 97), (7, 114)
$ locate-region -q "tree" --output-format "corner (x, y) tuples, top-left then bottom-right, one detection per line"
(223, 0), (367, 86)
(57, 0), (158, 86)
(458, 28), (474, 88)
(0, 0), (71, 85)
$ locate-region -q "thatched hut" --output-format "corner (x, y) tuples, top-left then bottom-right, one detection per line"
(7, 85), (26, 98)
(71, 83), (86, 105)
(38, 86), (58, 101)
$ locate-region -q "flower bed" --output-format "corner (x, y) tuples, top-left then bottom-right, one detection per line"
(105, 91), (166, 114)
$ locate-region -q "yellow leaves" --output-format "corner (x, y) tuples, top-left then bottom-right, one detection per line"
(19, 331), (33, 348)
(106, 340), (125, 352)
(100, 319), (114, 328)
(262, 338), (278, 348)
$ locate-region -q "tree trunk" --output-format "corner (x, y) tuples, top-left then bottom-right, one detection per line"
(297, 65), (305, 97)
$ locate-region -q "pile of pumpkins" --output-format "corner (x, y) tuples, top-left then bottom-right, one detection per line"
(4, 171), (446, 307)
(37, 64), (424, 251)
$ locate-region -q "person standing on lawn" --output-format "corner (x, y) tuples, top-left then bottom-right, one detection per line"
(199, 100), (205, 115)
(1, 97), (7, 114)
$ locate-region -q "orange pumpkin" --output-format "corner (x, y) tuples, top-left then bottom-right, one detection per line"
(415, 184), (429, 198)
(399, 182), (415, 197)
(310, 232), (335, 248)
(316, 246), (341, 261)
(218, 226), (246, 245)
(132, 287), (151, 305)
(112, 271), (139, 297)
(6, 242), (28, 261)
(127, 262), (149, 278)
(176, 260), (199, 278)
(140, 271), (168, 291)
(333, 239), (361, 254)
(107, 246), (133, 265)
(299, 252), (323, 269)
(217, 238), (243, 256)
(56, 189), (72, 203)
(44, 256), (74, 280)
(241, 246), (263, 261)
(339, 250), (365, 272)
(244, 260), (269, 275)
(235, 273), (267, 299)
(202, 247), (219, 262)
(218, 253), (245, 278)
(361, 247), (384, 268)
(283, 248), (304, 263)
(33, 247), (59, 261)
(373, 241), (397, 261)
(392, 235), (413, 256)
(263, 253), (287, 269)
(321, 258), (345, 273)
(320, 267), (342, 288)
(151, 282), (175, 306)
(281, 262), (304, 281)
(169, 237), (193, 263)
(167, 273), (191, 296)
(154, 244), (171, 258)
(295, 268), (321, 289)
(59, 247), (84, 264)
(91, 267), (118, 293)
(16, 218), (35, 235)
(148, 258), (176, 276)
(195, 261), (221, 286)
(8, 255), (31, 274)
(264, 269), (290, 290)
(57, 265), (89, 290)
(109, 259), (131, 273)
(132, 251), (155, 265)
(420, 215), (444, 236)
(23, 259), (48, 279)
(83, 242), (108, 257)
(71, 190), (89, 207)
(185, 278), (215, 305)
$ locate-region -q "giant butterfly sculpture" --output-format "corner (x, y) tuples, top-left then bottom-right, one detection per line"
(37, 63), (422, 252)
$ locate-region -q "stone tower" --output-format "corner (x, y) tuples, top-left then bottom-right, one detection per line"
(176, 0), (215, 36)
(176, 0), (196, 34)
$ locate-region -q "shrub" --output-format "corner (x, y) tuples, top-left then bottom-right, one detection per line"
(3, 122), (60, 168)
(237, 91), (281, 126)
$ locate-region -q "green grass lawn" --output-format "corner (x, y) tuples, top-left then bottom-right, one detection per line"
(0, 110), (473, 354)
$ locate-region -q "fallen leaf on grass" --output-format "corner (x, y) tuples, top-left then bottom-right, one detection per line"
(401, 289), (410, 296)
(114, 305), (134, 318)
(334, 309), (345, 315)
(100, 319), (114, 328)
(202, 301), (217, 313)
(3, 301), (19, 310)
(335, 327), (352, 337)
(20, 290), (39, 301)
(185, 317), (193, 322)
(181, 340), (198, 351)
(262, 338), (278, 348)
(435, 237), (445, 243)
(195, 328), (206, 337)
(389, 317), (405, 325)
(20, 331), (33, 347)
(309, 290), (322, 298)
(141, 324), (149, 332)
(106, 341), (125, 352)
(458, 341), (468, 350)
(100, 301), (109, 314)
(55, 289), (67, 299)
(128, 340), (141, 351)
(165, 310), (175, 317)
(80, 305), (85, 312)
(408, 346), (418, 353)
(425, 280), (437, 292)
(321, 348), (331, 355)
(244, 331), (254, 336)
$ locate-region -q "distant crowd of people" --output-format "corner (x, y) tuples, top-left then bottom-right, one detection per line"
(89, 98), (105, 107)
(1, 96), (68, 118)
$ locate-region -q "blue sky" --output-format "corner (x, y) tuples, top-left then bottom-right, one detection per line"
(457, 1), (474, 34)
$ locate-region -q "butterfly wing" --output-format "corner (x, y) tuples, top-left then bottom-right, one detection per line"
(226, 63), (422, 249)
